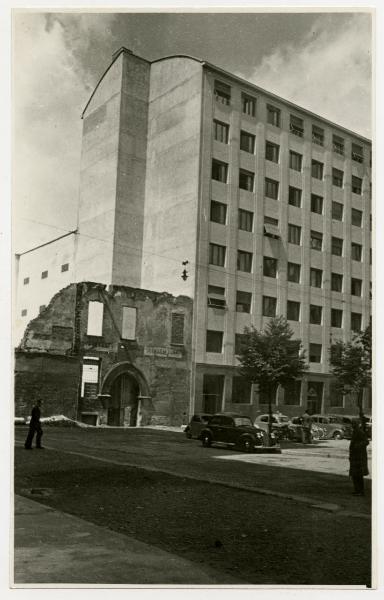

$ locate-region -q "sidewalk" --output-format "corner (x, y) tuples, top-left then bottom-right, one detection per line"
(13, 495), (240, 586)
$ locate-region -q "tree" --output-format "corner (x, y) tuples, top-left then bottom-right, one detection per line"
(329, 325), (372, 427)
(237, 316), (308, 445)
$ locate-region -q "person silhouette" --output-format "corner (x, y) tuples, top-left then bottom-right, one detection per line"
(24, 400), (44, 449)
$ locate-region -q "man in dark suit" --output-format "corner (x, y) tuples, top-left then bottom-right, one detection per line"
(24, 400), (44, 449)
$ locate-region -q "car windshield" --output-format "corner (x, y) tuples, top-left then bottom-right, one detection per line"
(234, 417), (253, 427)
(278, 416), (290, 422)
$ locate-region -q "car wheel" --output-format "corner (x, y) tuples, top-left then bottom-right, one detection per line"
(241, 436), (254, 453)
(333, 431), (343, 440)
(201, 432), (212, 447)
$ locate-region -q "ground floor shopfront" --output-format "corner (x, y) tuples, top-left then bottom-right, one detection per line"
(192, 364), (371, 420)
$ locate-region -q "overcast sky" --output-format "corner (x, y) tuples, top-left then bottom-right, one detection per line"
(13, 10), (372, 253)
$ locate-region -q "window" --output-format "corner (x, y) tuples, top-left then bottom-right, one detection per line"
(171, 313), (184, 345)
(352, 143), (363, 163)
(87, 301), (104, 336)
(214, 80), (231, 105)
(329, 382), (344, 407)
(333, 134), (344, 155)
(284, 380), (302, 405)
(212, 160), (228, 183)
(209, 243), (226, 267)
(287, 262), (301, 283)
(236, 290), (252, 313)
(242, 93), (256, 117)
(351, 208), (363, 227)
(237, 250), (253, 272)
(239, 169), (254, 192)
(311, 160), (323, 180)
(332, 201), (343, 221)
(288, 186), (302, 207)
(206, 330), (223, 353)
(61, 263), (69, 273)
(332, 168), (344, 188)
(262, 296), (277, 317)
(214, 120), (229, 144)
(208, 285), (226, 309)
(41, 270), (48, 279)
(23, 277), (29, 285)
(351, 312), (362, 332)
(310, 268), (322, 288)
(287, 300), (300, 321)
(289, 150), (302, 171)
(238, 208), (253, 232)
(21, 309), (27, 317)
(312, 125), (324, 146)
(122, 306), (137, 340)
(264, 216), (278, 226)
(263, 256), (277, 278)
(240, 130), (255, 153)
(310, 230), (323, 251)
(288, 224), (301, 245)
(232, 377), (252, 403)
(265, 178), (279, 199)
(331, 309), (343, 328)
(235, 333), (245, 355)
(331, 237), (343, 256)
(267, 104), (280, 127)
(310, 304), (322, 325)
(309, 343), (322, 363)
(352, 176), (362, 195)
(210, 200), (227, 225)
(351, 278), (362, 297)
(331, 273), (343, 292)
(290, 115), (304, 137)
(311, 194), (323, 214)
(265, 141), (279, 163)
(351, 243), (362, 262)
(264, 217), (280, 239)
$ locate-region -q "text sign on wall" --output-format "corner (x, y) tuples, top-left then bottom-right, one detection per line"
(81, 358), (100, 397)
(144, 346), (182, 359)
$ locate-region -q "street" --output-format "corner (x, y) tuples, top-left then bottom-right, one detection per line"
(14, 426), (372, 586)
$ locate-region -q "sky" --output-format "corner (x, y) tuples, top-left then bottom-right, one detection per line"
(12, 9), (372, 253)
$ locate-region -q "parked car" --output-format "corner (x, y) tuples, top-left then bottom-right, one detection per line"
(330, 414), (372, 440)
(288, 417), (327, 442)
(200, 413), (270, 452)
(254, 413), (291, 440)
(310, 414), (349, 440)
(184, 413), (212, 439)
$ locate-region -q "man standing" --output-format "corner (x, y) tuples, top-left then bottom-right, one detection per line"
(349, 421), (369, 495)
(24, 400), (44, 449)
(301, 409), (312, 444)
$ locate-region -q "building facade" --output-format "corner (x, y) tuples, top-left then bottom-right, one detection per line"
(15, 48), (372, 420)
(15, 282), (193, 426)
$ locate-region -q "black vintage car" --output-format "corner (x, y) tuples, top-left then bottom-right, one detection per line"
(200, 412), (267, 452)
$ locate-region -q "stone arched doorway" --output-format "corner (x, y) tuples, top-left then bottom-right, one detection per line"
(101, 363), (151, 427)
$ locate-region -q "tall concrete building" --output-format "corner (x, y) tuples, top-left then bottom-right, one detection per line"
(16, 47), (372, 418)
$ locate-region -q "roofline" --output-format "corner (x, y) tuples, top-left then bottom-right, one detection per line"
(16, 230), (77, 257)
(201, 60), (371, 144)
(81, 47), (150, 119)
(151, 53), (204, 66)
(82, 49), (371, 143)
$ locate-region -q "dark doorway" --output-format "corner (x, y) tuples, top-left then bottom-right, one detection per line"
(203, 374), (224, 413)
(108, 373), (140, 426)
(307, 382), (324, 414)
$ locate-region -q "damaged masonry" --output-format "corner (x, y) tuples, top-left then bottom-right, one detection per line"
(15, 282), (193, 427)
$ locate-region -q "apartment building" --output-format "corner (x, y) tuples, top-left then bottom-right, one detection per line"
(15, 47), (372, 419)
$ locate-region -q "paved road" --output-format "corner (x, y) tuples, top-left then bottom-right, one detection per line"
(14, 426), (372, 515)
(13, 426), (373, 587)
